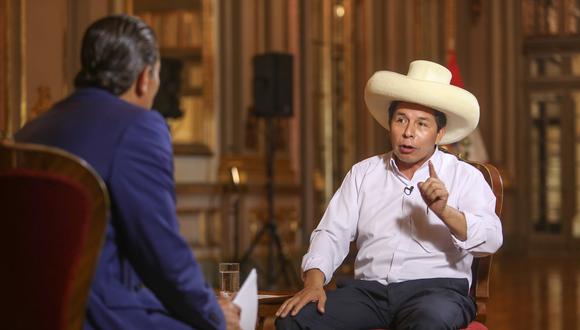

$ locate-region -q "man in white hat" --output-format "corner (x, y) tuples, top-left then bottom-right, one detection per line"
(275, 60), (503, 329)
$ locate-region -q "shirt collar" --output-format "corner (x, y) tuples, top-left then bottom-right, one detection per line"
(388, 148), (443, 181)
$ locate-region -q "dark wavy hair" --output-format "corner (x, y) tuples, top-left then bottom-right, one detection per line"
(74, 15), (159, 95)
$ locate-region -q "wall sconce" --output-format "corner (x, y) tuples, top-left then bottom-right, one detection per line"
(335, 4), (345, 18)
(230, 166), (240, 187)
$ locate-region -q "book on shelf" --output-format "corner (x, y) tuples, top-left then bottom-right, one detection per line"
(137, 10), (202, 49)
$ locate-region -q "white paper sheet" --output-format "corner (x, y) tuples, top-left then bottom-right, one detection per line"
(233, 268), (257, 330)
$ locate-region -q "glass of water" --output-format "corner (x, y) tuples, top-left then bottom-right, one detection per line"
(219, 262), (240, 297)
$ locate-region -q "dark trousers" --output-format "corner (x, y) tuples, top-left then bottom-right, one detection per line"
(275, 278), (476, 330)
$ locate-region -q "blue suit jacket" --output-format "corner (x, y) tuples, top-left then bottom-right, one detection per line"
(16, 88), (225, 330)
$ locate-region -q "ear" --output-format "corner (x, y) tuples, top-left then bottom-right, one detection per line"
(135, 66), (151, 97)
(435, 127), (446, 145)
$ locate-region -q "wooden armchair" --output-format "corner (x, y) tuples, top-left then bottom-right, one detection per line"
(464, 160), (503, 325)
(0, 140), (109, 330)
(258, 158), (503, 329)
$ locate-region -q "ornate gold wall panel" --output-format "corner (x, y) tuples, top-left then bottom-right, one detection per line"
(1, 0), (27, 140)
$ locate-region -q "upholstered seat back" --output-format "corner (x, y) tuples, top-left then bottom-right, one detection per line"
(0, 141), (109, 330)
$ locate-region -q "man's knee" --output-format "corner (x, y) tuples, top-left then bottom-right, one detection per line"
(275, 315), (302, 330)
(397, 306), (452, 329)
(396, 299), (473, 330)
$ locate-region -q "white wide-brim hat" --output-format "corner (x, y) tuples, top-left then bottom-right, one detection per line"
(364, 60), (480, 145)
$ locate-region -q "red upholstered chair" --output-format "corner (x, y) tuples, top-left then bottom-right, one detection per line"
(258, 154), (504, 330)
(0, 140), (109, 330)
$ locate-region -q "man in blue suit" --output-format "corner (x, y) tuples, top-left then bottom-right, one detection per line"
(16, 15), (240, 330)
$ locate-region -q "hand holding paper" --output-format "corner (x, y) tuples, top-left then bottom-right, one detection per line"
(233, 269), (258, 330)
(217, 296), (241, 330)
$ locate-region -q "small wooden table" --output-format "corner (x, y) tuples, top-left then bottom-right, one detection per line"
(257, 290), (294, 329)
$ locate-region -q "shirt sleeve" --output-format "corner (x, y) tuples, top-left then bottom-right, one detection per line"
(301, 168), (360, 285)
(109, 110), (225, 330)
(452, 168), (503, 256)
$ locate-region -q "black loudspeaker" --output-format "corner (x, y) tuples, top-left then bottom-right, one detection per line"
(153, 58), (183, 119)
(253, 53), (293, 117)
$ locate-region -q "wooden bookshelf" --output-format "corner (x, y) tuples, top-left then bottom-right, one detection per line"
(131, 0), (215, 155)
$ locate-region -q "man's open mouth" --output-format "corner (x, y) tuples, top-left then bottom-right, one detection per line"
(398, 144), (416, 154)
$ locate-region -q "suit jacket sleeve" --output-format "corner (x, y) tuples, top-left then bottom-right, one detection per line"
(109, 110), (225, 329)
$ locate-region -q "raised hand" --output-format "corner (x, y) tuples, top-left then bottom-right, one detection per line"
(418, 161), (449, 218)
(417, 161), (468, 241)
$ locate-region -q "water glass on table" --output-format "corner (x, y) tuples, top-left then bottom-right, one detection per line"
(219, 262), (240, 298)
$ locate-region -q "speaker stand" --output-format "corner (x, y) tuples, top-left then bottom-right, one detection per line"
(239, 117), (300, 288)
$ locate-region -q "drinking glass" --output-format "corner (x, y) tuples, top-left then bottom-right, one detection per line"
(219, 262), (240, 297)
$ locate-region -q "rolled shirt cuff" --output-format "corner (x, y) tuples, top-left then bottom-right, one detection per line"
(451, 211), (485, 251)
(301, 253), (334, 286)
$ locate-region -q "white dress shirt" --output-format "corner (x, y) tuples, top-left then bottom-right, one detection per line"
(302, 149), (503, 287)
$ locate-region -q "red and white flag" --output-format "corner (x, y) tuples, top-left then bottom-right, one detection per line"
(446, 50), (488, 162)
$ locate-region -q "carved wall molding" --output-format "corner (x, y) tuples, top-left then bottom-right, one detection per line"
(1, 0), (27, 139)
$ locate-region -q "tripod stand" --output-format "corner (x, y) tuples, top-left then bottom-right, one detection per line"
(239, 117), (300, 288)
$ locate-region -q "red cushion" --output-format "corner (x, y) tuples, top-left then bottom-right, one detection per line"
(464, 321), (488, 330)
(373, 321), (488, 330)
(0, 170), (91, 329)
